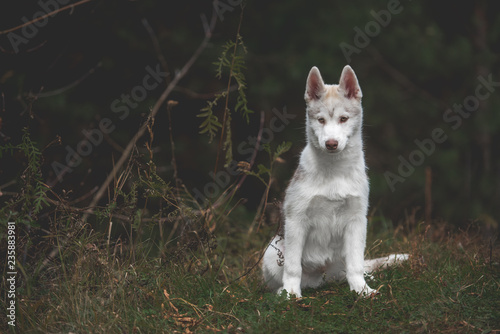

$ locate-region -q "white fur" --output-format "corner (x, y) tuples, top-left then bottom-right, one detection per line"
(262, 65), (408, 298)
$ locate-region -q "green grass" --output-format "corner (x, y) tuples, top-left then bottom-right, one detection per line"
(4, 220), (499, 333)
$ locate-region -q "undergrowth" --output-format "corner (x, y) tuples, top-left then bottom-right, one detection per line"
(2, 206), (499, 333)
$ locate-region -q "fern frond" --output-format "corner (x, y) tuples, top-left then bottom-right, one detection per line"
(274, 141), (292, 161)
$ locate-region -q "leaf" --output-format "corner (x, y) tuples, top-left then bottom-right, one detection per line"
(198, 111), (222, 142)
(257, 164), (270, 176)
(274, 141), (292, 161)
(262, 144), (271, 155)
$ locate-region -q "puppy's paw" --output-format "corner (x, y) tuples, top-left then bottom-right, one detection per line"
(349, 278), (376, 297)
(359, 285), (378, 298)
(364, 271), (375, 281)
(277, 287), (302, 299)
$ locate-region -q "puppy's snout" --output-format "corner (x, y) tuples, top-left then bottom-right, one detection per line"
(325, 140), (338, 151)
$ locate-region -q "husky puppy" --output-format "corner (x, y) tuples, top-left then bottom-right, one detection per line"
(262, 66), (408, 298)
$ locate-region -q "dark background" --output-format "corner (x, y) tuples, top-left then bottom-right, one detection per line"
(0, 0), (499, 229)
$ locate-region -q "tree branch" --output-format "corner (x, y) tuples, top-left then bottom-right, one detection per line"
(39, 4), (218, 271)
(84, 7), (217, 220)
(0, 0), (96, 35)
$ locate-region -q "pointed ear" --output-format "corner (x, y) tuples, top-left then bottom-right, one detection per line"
(305, 66), (326, 102)
(338, 65), (362, 99)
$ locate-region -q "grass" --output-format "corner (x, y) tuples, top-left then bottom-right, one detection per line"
(3, 216), (499, 333)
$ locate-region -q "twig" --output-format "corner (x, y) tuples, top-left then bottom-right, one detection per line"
(68, 186), (98, 205)
(0, 180), (16, 191)
(142, 18), (170, 81)
(214, 5), (245, 174)
(166, 100), (181, 190)
(231, 110), (265, 197)
(0, 0), (95, 35)
(102, 131), (125, 153)
(246, 111), (275, 234)
(200, 110), (264, 214)
(37, 62), (101, 98)
(174, 85), (238, 99)
(257, 182), (273, 232)
(47, 165), (72, 188)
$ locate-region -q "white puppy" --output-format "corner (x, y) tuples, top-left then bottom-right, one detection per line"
(262, 65), (408, 298)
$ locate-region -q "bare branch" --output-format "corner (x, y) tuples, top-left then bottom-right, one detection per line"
(84, 2), (218, 220)
(0, 0), (96, 35)
(39, 3), (219, 271)
(142, 18), (170, 80)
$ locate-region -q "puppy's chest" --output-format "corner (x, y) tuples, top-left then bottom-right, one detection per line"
(305, 195), (352, 229)
(298, 165), (365, 201)
(301, 196), (350, 266)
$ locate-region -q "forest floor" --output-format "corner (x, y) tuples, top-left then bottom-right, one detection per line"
(4, 216), (500, 333)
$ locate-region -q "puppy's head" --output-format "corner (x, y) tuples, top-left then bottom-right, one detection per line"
(304, 66), (363, 153)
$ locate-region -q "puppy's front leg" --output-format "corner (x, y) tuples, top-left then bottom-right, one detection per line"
(281, 219), (306, 298)
(344, 214), (374, 296)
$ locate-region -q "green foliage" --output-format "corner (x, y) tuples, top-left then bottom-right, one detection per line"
(139, 162), (173, 200)
(216, 34), (253, 123)
(0, 128), (48, 226)
(271, 141), (293, 161)
(197, 93), (224, 142)
(199, 33), (254, 165)
(242, 141), (292, 186)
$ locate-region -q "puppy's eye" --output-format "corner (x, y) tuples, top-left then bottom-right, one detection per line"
(318, 118), (325, 124)
(339, 116), (349, 123)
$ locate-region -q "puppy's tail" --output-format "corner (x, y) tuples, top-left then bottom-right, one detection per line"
(364, 254), (409, 272)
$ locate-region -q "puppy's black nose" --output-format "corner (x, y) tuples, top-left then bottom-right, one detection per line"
(325, 140), (338, 151)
